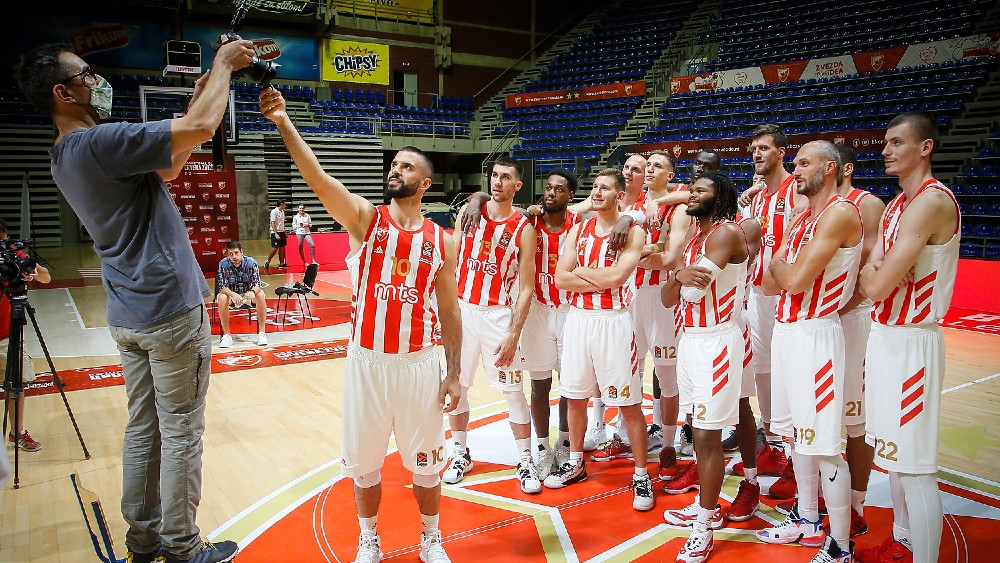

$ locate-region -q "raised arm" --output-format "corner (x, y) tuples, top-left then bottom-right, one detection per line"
(260, 87), (374, 242)
(163, 40), (254, 180)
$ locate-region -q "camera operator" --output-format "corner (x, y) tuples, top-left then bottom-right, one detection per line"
(215, 240), (267, 348)
(1, 219), (51, 454)
(14, 36), (253, 563)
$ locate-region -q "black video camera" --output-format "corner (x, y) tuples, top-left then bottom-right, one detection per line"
(0, 239), (36, 284)
(220, 3), (279, 87)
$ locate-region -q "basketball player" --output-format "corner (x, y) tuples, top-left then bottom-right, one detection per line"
(521, 168), (579, 478)
(545, 168), (654, 512)
(660, 172), (748, 562)
(834, 143), (885, 536)
(604, 151), (689, 477)
(261, 89), (461, 563)
(445, 157), (541, 494)
(568, 153), (649, 452)
(755, 141), (863, 563)
(855, 113), (959, 563)
(732, 124), (804, 484)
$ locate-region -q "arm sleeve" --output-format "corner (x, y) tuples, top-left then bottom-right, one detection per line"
(679, 255), (724, 303)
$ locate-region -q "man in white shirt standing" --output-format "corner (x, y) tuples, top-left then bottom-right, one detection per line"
(292, 203), (318, 264)
(265, 200), (288, 268)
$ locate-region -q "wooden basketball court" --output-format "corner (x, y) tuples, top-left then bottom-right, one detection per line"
(2, 240), (998, 562)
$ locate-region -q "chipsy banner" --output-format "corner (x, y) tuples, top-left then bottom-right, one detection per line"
(321, 39), (389, 85)
(670, 31), (1000, 95)
(332, 0), (434, 24)
(505, 81), (646, 109)
(627, 129), (889, 161)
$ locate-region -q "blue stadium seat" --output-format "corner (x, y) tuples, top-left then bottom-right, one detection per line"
(960, 242), (981, 257)
(974, 224), (993, 237)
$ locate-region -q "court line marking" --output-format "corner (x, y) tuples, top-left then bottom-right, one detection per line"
(943, 371), (1000, 395)
(64, 287), (86, 330)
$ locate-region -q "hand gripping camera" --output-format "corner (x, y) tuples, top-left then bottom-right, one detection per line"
(0, 239), (36, 285)
(219, 2), (279, 87)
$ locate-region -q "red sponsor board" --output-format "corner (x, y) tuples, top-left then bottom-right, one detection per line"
(852, 46), (907, 74)
(6, 339), (350, 398)
(167, 153), (240, 273)
(67, 24), (130, 56)
(505, 81), (645, 109)
(253, 38), (281, 60)
(627, 129), (889, 161)
(940, 309), (1000, 336)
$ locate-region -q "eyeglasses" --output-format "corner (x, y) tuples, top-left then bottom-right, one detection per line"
(60, 66), (99, 87)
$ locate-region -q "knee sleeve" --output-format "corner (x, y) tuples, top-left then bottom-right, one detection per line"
(452, 386), (470, 415)
(354, 470), (382, 489)
(845, 423), (866, 439)
(655, 365), (678, 397)
(504, 390), (531, 425)
(412, 471), (440, 488)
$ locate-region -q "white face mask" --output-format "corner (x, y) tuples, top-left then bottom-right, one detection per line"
(88, 78), (113, 120)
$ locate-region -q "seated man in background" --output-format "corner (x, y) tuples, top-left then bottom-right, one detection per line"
(216, 240), (267, 348)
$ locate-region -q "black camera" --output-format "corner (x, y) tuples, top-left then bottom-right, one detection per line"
(0, 239), (36, 284)
(222, 3), (279, 87)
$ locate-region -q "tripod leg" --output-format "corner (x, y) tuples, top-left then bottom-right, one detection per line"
(25, 302), (91, 459)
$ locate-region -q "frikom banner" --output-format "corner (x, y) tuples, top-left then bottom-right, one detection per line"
(166, 153), (240, 273)
(669, 32), (1000, 95)
(321, 39), (389, 85)
(627, 129), (890, 162)
(505, 81), (646, 109)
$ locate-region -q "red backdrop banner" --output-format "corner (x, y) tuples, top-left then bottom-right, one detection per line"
(505, 81), (646, 109)
(166, 153), (240, 273)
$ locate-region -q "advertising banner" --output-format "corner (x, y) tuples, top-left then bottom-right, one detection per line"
(184, 25), (319, 81)
(505, 81), (646, 109)
(320, 39), (390, 85)
(166, 153), (240, 273)
(669, 32), (1000, 95)
(626, 129), (889, 161)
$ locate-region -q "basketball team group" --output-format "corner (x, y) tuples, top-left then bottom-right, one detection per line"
(258, 87), (955, 563)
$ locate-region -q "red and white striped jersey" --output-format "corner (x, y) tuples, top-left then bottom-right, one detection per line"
(456, 208), (531, 307)
(872, 179), (960, 325)
(750, 174), (797, 286)
(624, 190), (647, 212)
(347, 205), (446, 353)
(844, 187), (879, 312)
(570, 217), (636, 310)
(636, 185), (690, 288)
(531, 211), (579, 307)
(776, 196), (863, 323)
(680, 221), (748, 328)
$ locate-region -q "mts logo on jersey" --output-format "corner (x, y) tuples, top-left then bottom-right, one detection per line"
(374, 281), (420, 304)
(466, 257), (499, 276)
(537, 271), (555, 285)
(498, 370), (522, 384)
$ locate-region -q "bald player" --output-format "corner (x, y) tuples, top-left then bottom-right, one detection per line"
(756, 141), (862, 563)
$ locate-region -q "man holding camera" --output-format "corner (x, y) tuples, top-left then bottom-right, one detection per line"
(15, 36), (254, 563)
(215, 241), (267, 348)
(1, 218), (51, 454)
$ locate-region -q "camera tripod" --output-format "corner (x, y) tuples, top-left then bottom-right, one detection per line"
(2, 284), (90, 489)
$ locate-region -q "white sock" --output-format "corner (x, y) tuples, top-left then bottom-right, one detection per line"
(420, 512), (439, 535)
(851, 489), (867, 515)
(559, 431), (570, 447)
(359, 515), (377, 533)
(515, 438), (532, 462)
(537, 438), (550, 452)
(570, 451), (583, 463)
(696, 503), (714, 524)
(745, 467), (758, 483)
(591, 398), (605, 427)
(818, 454), (852, 548)
(452, 431), (468, 455)
(664, 424), (678, 448)
(634, 466), (648, 478)
(653, 398), (662, 428)
(791, 448), (821, 522)
(899, 472), (943, 563)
